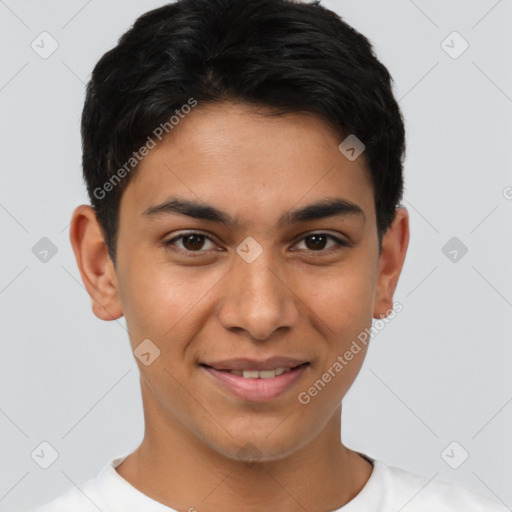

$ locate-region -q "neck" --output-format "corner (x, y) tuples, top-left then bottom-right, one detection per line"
(116, 380), (373, 512)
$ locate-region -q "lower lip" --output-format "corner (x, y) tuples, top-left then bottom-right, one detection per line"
(201, 364), (309, 402)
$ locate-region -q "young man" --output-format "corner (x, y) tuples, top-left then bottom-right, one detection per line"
(31, 0), (508, 510)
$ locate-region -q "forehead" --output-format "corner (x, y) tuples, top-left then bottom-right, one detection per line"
(120, 102), (374, 227)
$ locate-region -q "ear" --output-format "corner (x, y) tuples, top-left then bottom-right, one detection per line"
(69, 205), (123, 321)
(373, 207), (409, 319)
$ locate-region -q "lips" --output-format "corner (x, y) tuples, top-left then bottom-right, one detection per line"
(200, 357), (310, 402)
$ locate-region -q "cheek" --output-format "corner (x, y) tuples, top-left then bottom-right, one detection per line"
(294, 259), (376, 336)
(117, 257), (224, 356)
(115, 256), (185, 345)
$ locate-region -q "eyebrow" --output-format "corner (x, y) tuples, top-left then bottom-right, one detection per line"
(142, 196), (365, 227)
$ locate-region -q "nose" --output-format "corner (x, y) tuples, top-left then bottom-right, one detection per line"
(217, 249), (300, 341)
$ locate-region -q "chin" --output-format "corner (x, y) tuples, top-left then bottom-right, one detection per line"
(209, 431), (306, 465)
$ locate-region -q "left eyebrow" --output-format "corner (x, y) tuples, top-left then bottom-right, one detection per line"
(142, 196), (365, 227)
(284, 198), (366, 226)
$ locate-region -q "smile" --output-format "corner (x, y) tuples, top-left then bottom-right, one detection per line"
(200, 362), (310, 402)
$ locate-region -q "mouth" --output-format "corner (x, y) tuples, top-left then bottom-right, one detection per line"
(199, 361), (310, 402)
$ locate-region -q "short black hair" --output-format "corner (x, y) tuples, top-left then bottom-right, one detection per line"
(81, 0), (405, 265)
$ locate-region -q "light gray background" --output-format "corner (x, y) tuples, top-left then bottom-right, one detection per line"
(1, 0), (511, 510)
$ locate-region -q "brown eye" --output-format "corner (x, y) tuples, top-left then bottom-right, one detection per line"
(304, 234), (328, 250)
(294, 233), (347, 253)
(181, 234), (206, 251)
(164, 232), (216, 252)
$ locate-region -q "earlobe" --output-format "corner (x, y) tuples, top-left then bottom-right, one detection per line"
(373, 207), (409, 319)
(69, 205), (123, 321)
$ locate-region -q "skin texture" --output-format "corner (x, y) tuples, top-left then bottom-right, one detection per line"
(70, 101), (409, 512)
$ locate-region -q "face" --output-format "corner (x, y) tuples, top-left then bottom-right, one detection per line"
(72, 101), (408, 462)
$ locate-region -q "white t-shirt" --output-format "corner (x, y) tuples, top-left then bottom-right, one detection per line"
(29, 452), (509, 512)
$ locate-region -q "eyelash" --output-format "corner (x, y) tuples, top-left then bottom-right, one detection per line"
(163, 231), (348, 256)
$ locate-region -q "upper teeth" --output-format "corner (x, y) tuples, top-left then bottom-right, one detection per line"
(229, 368), (291, 378)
